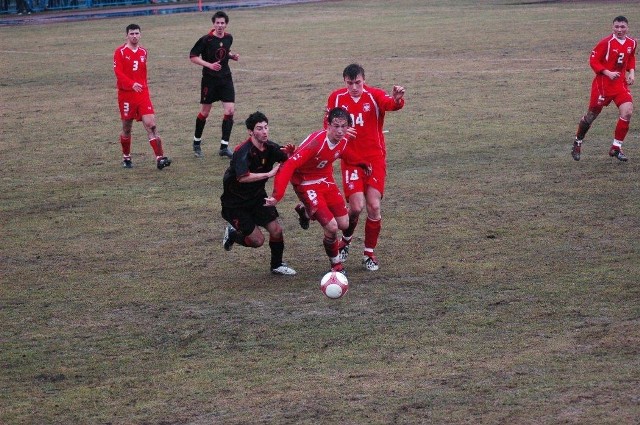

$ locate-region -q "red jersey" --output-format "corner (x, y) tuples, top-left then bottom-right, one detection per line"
(271, 129), (351, 202)
(113, 44), (149, 92)
(325, 84), (404, 162)
(590, 34), (636, 95)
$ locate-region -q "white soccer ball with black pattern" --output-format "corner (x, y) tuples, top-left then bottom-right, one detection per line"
(320, 271), (349, 299)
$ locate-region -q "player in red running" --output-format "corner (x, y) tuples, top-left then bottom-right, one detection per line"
(113, 24), (171, 170)
(573, 15), (636, 162)
(265, 107), (371, 275)
(323, 64), (405, 271)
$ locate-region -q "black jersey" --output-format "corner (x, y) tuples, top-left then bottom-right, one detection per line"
(221, 139), (288, 208)
(190, 31), (234, 78)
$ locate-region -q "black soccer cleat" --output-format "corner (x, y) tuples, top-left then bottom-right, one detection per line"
(571, 140), (582, 161)
(609, 146), (628, 162)
(294, 203), (310, 230)
(122, 158), (133, 168)
(219, 147), (233, 159)
(157, 156), (172, 170)
(223, 224), (236, 251)
(193, 143), (204, 158)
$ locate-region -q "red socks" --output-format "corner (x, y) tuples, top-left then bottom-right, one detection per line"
(323, 237), (340, 262)
(614, 117), (630, 142)
(364, 217), (381, 251)
(120, 135), (131, 157)
(149, 138), (164, 157)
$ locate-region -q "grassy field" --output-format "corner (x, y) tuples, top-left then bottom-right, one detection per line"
(2, 0), (639, 423)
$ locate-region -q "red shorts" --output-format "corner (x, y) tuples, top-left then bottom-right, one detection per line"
(294, 179), (348, 227)
(341, 157), (386, 199)
(589, 79), (633, 109)
(118, 90), (155, 121)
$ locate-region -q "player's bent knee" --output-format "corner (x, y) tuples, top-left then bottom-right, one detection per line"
(246, 236), (265, 248)
(366, 203), (381, 218)
(323, 220), (339, 237)
(348, 203), (364, 216)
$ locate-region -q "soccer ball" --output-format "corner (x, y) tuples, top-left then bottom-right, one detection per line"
(320, 271), (349, 299)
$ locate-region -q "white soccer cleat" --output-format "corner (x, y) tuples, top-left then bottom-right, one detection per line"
(271, 263), (297, 275)
(338, 241), (350, 263)
(362, 254), (379, 271)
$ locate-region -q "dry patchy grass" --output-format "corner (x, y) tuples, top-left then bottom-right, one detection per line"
(1, 0), (639, 423)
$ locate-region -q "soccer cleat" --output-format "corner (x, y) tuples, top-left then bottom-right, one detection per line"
(294, 204), (310, 230)
(338, 240), (350, 263)
(122, 158), (133, 168)
(271, 262), (297, 275)
(362, 254), (379, 271)
(609, 146), (628, 162)
(222, 224), (236, 251)
(571, 140), (582, 161)
(331, 262), (347, 277)
(219, 147), (233, 159)
(193, 143), (204, 158)
(157, 156), (172, 170)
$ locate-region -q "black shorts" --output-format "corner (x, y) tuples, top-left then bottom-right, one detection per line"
(201, 75), (235, 104)
(221, 204), (279, 236)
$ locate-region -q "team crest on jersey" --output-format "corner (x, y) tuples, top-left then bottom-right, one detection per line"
(141, 56), (146, 62)
(363, 103), (371, 112)
(628, 47), (633, 54)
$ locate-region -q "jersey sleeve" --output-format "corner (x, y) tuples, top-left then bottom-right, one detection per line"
(232, 147), (251, 180)
(189, 36), (204, 58)
(270, 159), (296, 202)
(589, 38), (608, 75)
(371, 86), (405, 112)
(113, 48), (136, 90)
(271, 135), (320, 201)
(628, 40), (636, 72)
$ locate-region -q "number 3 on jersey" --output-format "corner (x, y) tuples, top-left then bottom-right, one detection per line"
(350, 113), (364, 127)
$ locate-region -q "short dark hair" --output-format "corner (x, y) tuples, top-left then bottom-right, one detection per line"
(613, 16), (628, 24)
(246, 111), (268, 131)
(212, 11), (229, 24)
(126, 24), (140, 33)
(343, 63), (365, 80)
(327, 107), (352, 126)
